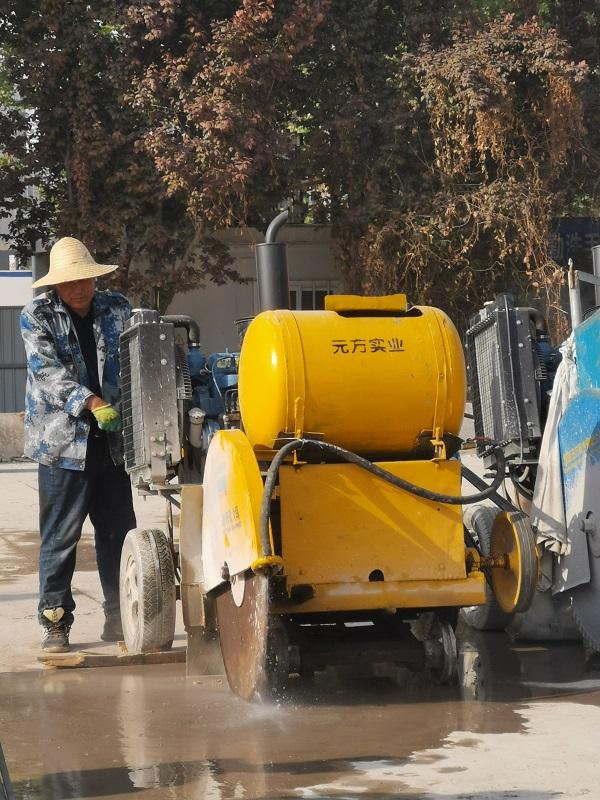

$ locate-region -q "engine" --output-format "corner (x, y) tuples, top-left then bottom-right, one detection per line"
(465, 293), (561, 491)
(120, 309), (239, 488)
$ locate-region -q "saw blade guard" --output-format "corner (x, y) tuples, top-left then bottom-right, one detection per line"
(201, 428), (276, 592)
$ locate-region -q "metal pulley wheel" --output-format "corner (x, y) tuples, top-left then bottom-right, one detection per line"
(489, 511), (538, 615)
(119, 528), (176, 654)
(461, 505), (513, 631)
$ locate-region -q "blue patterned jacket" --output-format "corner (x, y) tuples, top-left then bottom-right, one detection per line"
(20, 290), (132, 470)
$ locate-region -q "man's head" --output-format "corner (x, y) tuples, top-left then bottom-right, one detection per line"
(55, 278), (97, 316)
(31, 237), (118, 292)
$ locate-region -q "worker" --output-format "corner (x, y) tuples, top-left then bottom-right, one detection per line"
(20, 237), (136, 653)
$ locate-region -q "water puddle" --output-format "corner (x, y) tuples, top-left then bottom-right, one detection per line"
(1, 631), (600, 799)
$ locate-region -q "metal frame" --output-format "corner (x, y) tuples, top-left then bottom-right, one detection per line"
(466, 294), (541, 462)
(120, 310), (182, 487)
(567, 259), (600, 329)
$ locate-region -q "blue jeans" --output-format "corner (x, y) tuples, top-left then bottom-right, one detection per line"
(38, 435), (137, 625)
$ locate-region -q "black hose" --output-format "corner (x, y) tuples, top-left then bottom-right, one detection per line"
(460, 464), (516, 512)
(259, 438), (507, 558)
(259, 440), (301, 557)
(510, 473), (534, 501)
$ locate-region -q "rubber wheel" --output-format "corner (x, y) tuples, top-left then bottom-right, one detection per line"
(460, 505), (513, 631)
(120, 528), (176, 653)
(427, 621), (458, 685)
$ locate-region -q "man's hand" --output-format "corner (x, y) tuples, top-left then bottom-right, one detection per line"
(90, 402), (122, 432)
(86, 395), (108, 412)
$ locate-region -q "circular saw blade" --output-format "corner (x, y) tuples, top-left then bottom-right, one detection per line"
(215, 571), (270, 701)
(571, 547), (600, 652)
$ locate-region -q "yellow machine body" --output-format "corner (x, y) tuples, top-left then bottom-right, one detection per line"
(200, 429), (486, 612)
(274, 458), (486, 613)
(238, 294), (466, 454)
(201, 295), (491, 631)
(280, 460), (465, 585)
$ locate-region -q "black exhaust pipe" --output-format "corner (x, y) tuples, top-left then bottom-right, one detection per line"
(255, 210), (290, 312)
(161, 314), (200, 344)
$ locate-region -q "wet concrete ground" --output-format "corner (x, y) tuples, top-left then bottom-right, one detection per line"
(0, 463), (175, 674)
(3, 631), (600, 799)
(3, 462), (600, 798)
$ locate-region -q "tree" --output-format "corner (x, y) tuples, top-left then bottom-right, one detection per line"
(123, 0), (457, 296)
(122, 0), (332, 229)
(359, 15), (586, 333)
(0, 1), (237, 311)
(129, 3), (586, 334)
(0, 2), (591, 332)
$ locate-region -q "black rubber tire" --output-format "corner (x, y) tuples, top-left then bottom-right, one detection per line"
(460, 505), (513, 631)
(119, 528), (176, 653)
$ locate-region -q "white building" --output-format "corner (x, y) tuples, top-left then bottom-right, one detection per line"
(168, 224), (342, 353)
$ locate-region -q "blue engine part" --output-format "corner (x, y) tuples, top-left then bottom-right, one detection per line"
(187, 345), (206, 376)
(187, 346), (239, 418)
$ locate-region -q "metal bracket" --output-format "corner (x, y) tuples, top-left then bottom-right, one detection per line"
(466, 547), (508, 572)
(251, 555), (285, 575)
(430, 426), (447, 461)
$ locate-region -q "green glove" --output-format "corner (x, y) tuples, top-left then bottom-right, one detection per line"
(92, 403), (122, 432)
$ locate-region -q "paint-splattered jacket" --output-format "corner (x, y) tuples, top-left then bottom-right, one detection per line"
(20, 290), (132, 470)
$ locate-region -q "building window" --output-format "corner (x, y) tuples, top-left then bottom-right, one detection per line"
(289, 281), (341, 310)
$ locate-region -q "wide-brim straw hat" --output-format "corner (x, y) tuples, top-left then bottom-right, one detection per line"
(32, 237), (118, 288)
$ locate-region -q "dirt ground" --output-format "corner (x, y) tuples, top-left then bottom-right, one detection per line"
(2, 460), (600, 800)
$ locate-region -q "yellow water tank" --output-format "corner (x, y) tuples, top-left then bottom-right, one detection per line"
(238, 294), (466, 455)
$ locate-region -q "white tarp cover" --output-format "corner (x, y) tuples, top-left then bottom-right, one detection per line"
(530, 337), (577, 554)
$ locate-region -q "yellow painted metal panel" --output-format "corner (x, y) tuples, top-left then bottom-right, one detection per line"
(201, 429), (268, 592)
(324, 293), (407, 312)
(180, 485), (204, 586)
(238, 301), (466, 454)
(279, 459), (465, 586)
(272, 573), (486, 614)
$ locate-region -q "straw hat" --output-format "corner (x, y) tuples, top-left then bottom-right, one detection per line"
(32, 237), (118, 288)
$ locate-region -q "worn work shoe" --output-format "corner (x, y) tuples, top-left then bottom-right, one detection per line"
(41, 608), (71, 653)
(101, 615), (124, 642)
